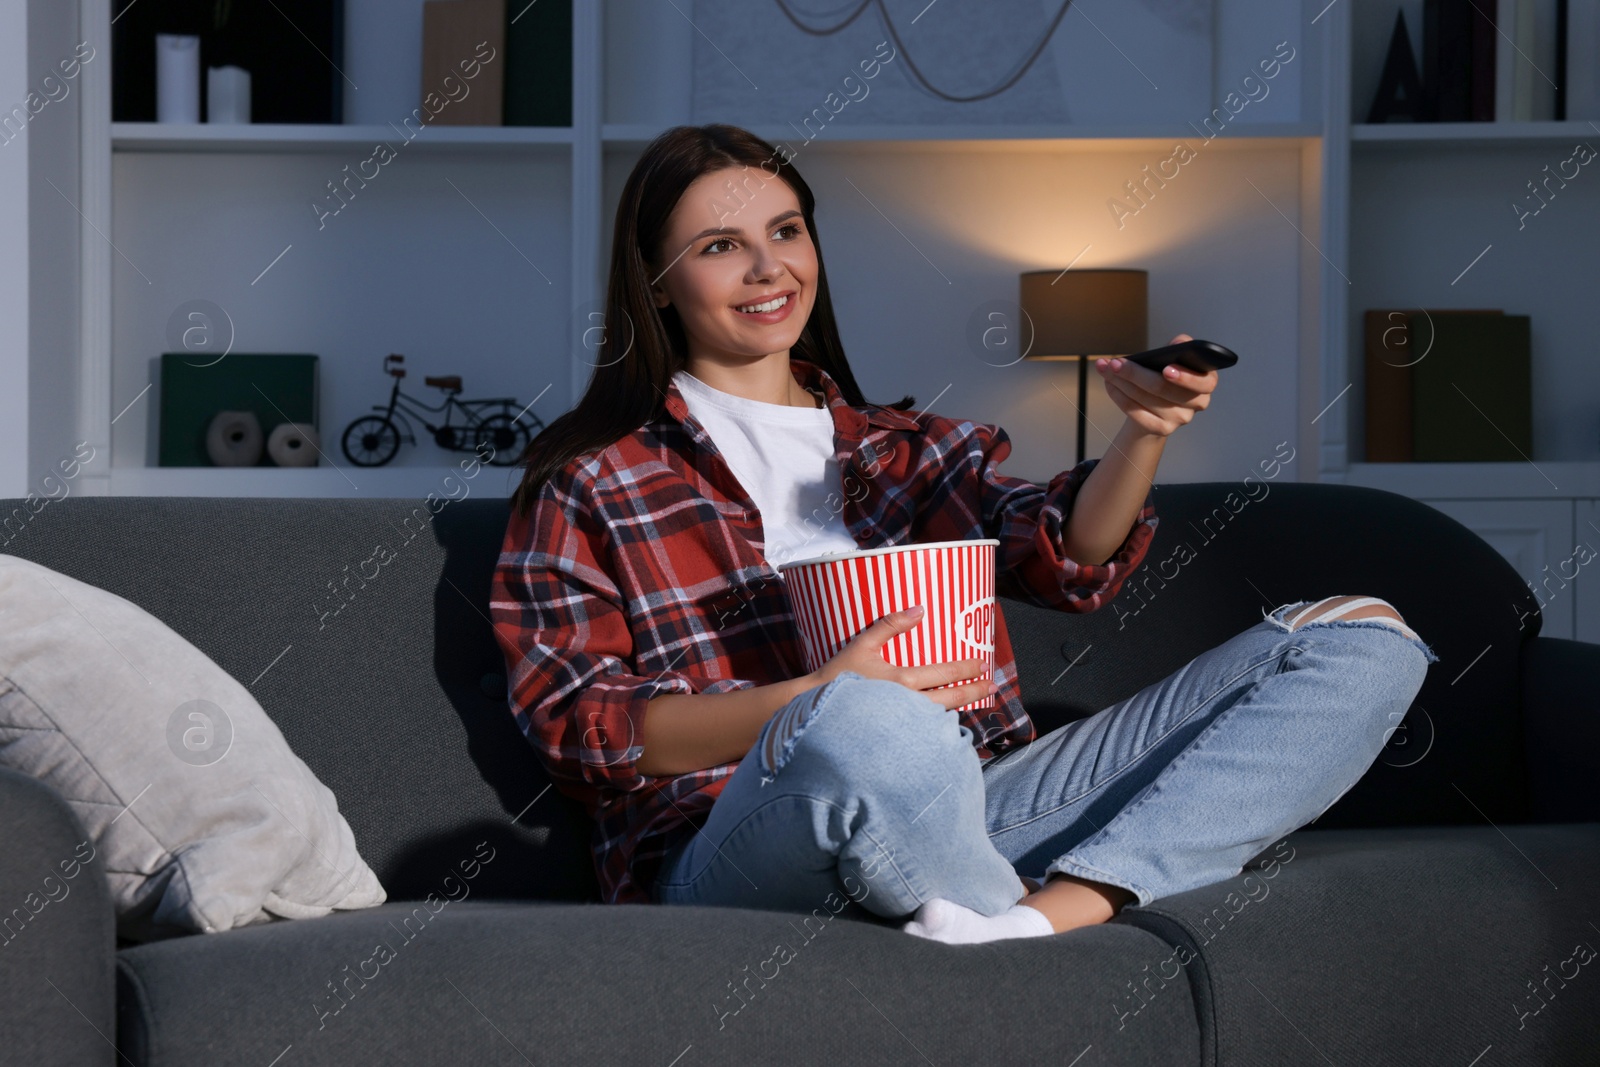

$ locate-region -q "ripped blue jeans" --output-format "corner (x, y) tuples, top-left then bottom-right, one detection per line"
(651, 597), (1439, 919)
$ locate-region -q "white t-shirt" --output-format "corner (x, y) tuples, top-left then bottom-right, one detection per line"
(672, 369), (859, 568)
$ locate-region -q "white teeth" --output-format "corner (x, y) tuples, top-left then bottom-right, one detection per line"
(736, 294), (789, 314)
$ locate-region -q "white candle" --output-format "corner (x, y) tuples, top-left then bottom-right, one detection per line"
(206, 65), (251, 124)
(155, 34), (200, 123)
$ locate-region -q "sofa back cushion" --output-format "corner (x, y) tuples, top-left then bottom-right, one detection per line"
(1001, 480), (1539, 833)
(1, 495), (600, 905)
(0, 481), (1537, 903)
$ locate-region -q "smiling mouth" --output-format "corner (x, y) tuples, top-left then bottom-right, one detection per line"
(735, 293), (792, 314)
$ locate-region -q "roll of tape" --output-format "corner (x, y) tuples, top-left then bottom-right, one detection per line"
(205, 410), (263, 467)
(267, 421), (320, 467)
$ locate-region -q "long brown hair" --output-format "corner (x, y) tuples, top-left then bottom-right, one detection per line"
(510, 123), (913, 517)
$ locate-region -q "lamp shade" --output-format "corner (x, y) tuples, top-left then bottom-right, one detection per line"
(1019, 269), (1148, 360)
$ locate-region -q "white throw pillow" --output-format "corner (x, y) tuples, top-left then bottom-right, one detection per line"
(0, 554), (385, 941)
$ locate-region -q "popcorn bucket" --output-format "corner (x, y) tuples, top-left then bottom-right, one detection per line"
(777, 539), (999, 711)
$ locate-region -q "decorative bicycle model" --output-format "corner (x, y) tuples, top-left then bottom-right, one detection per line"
(340, 354), (546, 468)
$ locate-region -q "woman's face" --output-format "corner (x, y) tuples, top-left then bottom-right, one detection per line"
(648, 165), (818, 367)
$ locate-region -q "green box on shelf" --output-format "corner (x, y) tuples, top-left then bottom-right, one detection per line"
(158, 354), (319, 467)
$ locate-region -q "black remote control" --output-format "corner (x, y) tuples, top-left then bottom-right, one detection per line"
(1124, 339), (1239, 374)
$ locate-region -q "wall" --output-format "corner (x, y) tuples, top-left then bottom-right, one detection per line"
(0, 0), (32, 499)
(602, 0), (1317, 483)
(605, 137), (1309, 485)
(28, 0), (83, 497)
(607, 0), (1310, 127)
(0, 0), (83, 501)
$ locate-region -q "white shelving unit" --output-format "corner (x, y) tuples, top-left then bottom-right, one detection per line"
(74, 1), (599, 502)
(53, 0), (1600, 636)
(1324, 3), (1600, 642)
(73, 0), (1332, 503)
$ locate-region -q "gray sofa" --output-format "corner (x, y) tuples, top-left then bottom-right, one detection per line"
(3, 484), (1598, 1066)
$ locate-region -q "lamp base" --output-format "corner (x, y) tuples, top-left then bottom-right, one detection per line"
(1076, 354), (1088, 466)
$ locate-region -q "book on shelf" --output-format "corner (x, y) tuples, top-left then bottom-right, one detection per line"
(1364, 309), (1506, 462)
(1557, 0), (1570, 118)
(1471, 0), (1499, 121)
(1423, 0), (1475, 121)
(1501, 0), (1569, 121)
(1409, 312), (1532, 463)
(1375, 0), (1585, 123)
(1568, 0), (1600, 119)
(419, 0), (573, 127)
(422, 0), (506, 125)
(504, 0), (572, 126)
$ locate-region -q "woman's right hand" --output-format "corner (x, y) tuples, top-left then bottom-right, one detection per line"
(804, 605), (997, 711)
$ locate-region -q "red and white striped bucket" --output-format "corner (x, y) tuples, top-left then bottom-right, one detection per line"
(778, 539), (999, 711)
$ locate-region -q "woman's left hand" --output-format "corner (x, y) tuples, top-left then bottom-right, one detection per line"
(1094, 333), (1218, 439)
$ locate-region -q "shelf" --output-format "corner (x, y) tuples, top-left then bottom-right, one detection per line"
(1351, 119), (1600, 148)
(112, 122), (575, 153)
(602, 121), (1324, 151)
(106, 465), (522, 499)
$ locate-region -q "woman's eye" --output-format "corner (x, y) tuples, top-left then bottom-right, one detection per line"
(775, 223), (802, 240)
(704, 238), (734, 254)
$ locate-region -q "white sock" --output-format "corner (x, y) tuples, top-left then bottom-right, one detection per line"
(900, 897), (1055, 944)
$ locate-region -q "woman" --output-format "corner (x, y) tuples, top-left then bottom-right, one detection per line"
(490, 124), (1438, 945)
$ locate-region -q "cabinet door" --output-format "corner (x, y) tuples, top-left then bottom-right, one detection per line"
(1574, 501), (1600, 645)
(1419, 498), (1575, 641)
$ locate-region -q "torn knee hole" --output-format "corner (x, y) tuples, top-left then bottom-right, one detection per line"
(1287, 596), (1419, 639)
(761, 698), (818, 778)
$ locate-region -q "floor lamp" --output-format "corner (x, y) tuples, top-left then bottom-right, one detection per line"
(1018, 269), (1148, 466)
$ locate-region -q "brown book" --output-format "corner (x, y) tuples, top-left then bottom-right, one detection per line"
(1365, 309), (1416, 462)
(421, 0), (505, 126)
(1364, 308), (1503, 461)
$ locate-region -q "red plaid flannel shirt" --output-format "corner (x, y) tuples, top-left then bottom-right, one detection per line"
(490, 359), (1158, 904)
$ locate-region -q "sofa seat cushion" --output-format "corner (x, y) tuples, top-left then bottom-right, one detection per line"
(1112, 824), (1600, 1067)
(118, 898), (1200, 1066)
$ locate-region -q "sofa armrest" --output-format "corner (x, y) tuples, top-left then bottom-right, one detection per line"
(0, 766), (116, 1066)
(1520, 636), (1600, 823)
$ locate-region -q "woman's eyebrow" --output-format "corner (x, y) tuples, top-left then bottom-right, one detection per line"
(686, 209), (803, 244)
